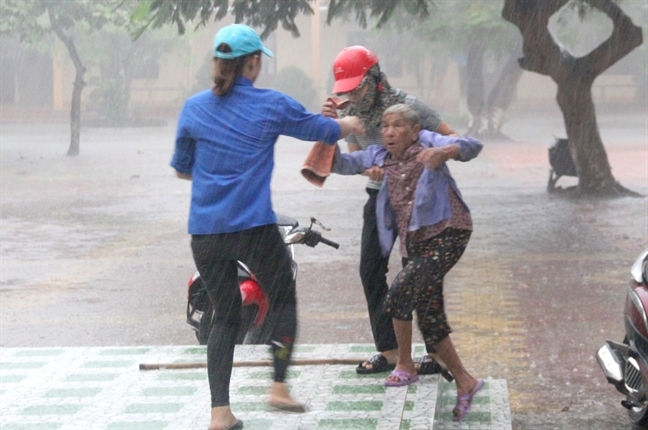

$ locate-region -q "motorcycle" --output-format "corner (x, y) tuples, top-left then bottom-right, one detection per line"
(186, 215), (339, 345)
(597, 249), (648, 427)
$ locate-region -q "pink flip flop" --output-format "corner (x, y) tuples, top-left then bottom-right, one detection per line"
(453, 379), (485, 421)
(384, 368), (419, 387)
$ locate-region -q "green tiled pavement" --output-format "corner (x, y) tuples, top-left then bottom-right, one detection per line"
(0, 345), (511, 429)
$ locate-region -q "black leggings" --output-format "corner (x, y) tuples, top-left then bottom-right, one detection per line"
(384, 228), (470, 352)
(191, 224), (297, 407)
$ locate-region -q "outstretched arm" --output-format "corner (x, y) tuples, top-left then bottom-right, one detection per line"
(331, 145), (385, 176)
(416, 131), (483, 170)
(417, 145), (461, 170)
(336, 116), (365, 140)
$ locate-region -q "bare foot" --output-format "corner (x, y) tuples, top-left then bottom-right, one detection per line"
(455, 375), (479, 395)
(268, 382), (305, 412)
(208, 405), (239, 430)
(394, 362), (417, 376)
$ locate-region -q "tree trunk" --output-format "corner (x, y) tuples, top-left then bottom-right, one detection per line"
(465, 38), (486, 135)
(123, 55), (134, 124)
(465, 36), (523, 138)
(484, 45), (524, 136)
(556, 75), (618, 194)
(49, 12), (85, 156)
(502, 0), (643, 196)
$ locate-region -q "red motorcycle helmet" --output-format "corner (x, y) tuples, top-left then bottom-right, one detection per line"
(332, 46), (379, 94)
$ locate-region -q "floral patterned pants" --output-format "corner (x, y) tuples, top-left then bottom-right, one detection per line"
(384, 228), (471, 351)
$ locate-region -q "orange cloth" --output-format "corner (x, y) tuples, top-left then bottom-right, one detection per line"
(301, 97), (350, 187)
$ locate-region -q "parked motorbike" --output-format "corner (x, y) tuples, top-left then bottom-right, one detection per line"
(186, 215), (339, 345)
(597, 249), (648, 427)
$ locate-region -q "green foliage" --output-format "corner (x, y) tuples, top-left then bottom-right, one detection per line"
(140, 0), (314, 39)
(412, 0), (517, 57)
(136, 0), (432, 39)
(273, 65), (318, 111)
(1, 0), (132, 45)
(81, 24), (183, 126)
(1, 0), (49, 42)
(86, 78), (129, 125)
(326, 0), (431, 29)
(1, 0), (144, 83)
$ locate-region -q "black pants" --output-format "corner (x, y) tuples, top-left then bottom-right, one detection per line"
(191, 224), (297, 407)
(360, 188), (399, 353)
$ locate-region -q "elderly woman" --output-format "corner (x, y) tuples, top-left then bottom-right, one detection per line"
(171, 24), (363, 430)
(322, 46), (458, 376)
(331, 103), (484, 422)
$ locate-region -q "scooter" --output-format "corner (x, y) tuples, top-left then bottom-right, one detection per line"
(597, 249), (648, 427)
(186, 215), (339, 345)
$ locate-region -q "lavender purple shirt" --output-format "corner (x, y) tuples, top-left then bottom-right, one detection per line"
(332, 130), (483, 257)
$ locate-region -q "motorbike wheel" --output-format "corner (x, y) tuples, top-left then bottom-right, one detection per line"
(195, 300), (214, 346)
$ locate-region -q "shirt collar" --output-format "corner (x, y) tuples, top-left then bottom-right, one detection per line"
(235, 76), (254, 87)
(386, 141), (423, 163)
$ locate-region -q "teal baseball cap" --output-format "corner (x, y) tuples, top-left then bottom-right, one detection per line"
(213, 24), (274, 59)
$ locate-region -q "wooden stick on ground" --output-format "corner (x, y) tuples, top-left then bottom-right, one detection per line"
(139, 357), (363, 371)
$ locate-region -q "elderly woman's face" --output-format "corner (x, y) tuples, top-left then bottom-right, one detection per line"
(381, 113), (419, 158)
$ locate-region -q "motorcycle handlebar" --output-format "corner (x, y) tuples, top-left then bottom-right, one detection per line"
(285, 229), (339, 249)
(319, 236), (339, 249)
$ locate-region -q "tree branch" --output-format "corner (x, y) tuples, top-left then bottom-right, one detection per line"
(501, 0), (569, 77)
(48, 9), (85, 77)
(584, 0), (643, 76)
(325, 0), (430, 29)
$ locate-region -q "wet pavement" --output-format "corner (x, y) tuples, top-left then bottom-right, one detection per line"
(1, 108), (647, 429)
(0, 344), (511, 429)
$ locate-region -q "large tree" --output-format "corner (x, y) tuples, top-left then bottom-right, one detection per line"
(1, 0), (131, 156)
(502, 0), (643, 196)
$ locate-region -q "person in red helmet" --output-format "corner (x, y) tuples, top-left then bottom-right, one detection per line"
(322, 45), (458, 376)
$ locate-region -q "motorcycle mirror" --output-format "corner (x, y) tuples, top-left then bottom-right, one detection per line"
(631, 249), (648, 284)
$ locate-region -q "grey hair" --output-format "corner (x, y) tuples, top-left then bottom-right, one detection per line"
(383, 104), (420, 128)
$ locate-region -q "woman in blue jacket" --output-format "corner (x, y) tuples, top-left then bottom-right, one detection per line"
(332, 103), (483, 422)
(171, 24), (363, 430)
